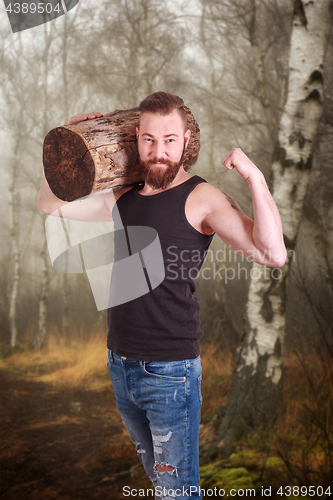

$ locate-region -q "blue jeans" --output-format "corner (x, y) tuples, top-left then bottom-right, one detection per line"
(107, 350), (203, 499)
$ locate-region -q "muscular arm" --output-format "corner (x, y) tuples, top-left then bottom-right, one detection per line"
(36, 176), (124, 222)
(202, 149), (286, 267)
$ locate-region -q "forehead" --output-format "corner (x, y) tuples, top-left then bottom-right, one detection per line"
(139, 110), (184, 136)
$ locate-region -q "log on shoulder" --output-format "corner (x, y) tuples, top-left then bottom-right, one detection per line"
(43, 106), (200, 202)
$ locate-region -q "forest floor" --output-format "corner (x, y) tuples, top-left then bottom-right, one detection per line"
(0, 332), (331, 499)
(0, 367), (153, 500)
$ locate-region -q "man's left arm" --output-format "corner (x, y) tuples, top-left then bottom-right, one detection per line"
(203, 148), (287, 267)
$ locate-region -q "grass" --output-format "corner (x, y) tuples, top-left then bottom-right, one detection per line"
(200, 343), (233, 420)
(0, 328), (233, 394)
(0, 325), (109, 386)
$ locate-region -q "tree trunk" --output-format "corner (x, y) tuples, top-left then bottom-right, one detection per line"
(35, 24), (54, 350)
(33, 235), (49, 350)
(43, 106), (200, 202)
(3, 35), (25, 350)
(209, 0), (330, 458)
(136, 0), (152, 100)
(60, 12), (70, 337)
(200, 1), (219, 185)
(9, 150), (21, 349)
(248, 0), (276, 140)
(60, 272), (70, 339)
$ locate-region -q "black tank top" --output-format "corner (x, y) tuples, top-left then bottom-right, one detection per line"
(107, 175), (214, 361)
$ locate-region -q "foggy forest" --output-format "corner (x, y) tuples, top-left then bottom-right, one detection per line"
(0, 0), (332, 499)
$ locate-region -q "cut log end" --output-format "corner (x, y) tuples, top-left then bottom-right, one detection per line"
(43, 127), (95, 202)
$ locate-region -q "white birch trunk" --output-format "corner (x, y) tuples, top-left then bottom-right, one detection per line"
(35, 24), (53, 349)
(213, 0), (330, 457)
(9, 150), (21, 349)
(3, 35), (25, 350)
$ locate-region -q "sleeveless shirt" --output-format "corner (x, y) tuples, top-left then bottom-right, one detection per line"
(106, 175), (214, 361)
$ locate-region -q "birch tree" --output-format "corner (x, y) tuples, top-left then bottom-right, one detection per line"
(1, 33), (34, 349)
(210, 0), (331, 457)
(8, 123), (22, 349)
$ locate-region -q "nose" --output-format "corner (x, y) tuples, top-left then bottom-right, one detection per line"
(154, 141), (165, 159)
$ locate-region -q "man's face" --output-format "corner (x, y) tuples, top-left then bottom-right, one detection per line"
(136, 110), (191, 190)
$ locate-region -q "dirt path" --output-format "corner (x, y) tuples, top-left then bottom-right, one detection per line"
(0, 369), (150, 499)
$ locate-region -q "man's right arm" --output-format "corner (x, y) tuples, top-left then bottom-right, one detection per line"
(36, 176), (128, 222)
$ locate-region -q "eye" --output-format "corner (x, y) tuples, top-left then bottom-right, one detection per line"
(145, 137), (153, 142)
(166, 138), (175, 143)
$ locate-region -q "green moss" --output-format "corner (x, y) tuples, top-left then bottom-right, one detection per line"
(200, 451), (288, 494)
(265, 456), (285, 468)
(230, 450), (262, 469)
(200, 464), (255, 492)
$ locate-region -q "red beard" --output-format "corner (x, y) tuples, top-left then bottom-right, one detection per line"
(138, 142), (186, 190)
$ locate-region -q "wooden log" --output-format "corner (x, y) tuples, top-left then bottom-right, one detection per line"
(43, 106), (200, 202)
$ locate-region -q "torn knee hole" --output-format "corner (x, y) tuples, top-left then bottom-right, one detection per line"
(155, 464), (175, 473)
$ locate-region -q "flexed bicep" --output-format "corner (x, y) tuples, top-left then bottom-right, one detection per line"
(221, 191), (244, 214)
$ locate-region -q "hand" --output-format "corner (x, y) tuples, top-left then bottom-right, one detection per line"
(221, 148), (261, 182)
(68, 112), (103, 125)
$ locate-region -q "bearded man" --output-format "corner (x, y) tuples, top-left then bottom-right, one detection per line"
(37, 92), (286, 499)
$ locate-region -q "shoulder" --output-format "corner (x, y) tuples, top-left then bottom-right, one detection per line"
(115, 185), (138, 199)
(187, 181), (244, 228)
(104, 185), (135, 203)
(188, 181), (229, 209)
(185, 181), (234, 235)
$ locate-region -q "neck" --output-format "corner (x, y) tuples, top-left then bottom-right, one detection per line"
(140, 167), (192, 196)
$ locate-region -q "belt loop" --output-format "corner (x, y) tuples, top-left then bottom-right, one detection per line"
(109, 350), (114, 363)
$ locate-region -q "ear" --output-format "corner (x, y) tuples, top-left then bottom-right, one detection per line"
(184, 129), (191, 148)
(136, 127), (139, 138)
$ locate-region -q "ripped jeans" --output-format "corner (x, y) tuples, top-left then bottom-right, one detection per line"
(107, 350), (203, 499)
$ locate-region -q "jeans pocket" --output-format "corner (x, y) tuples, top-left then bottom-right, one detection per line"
(197, 374), (203, 405)
(143, 360), (187, 382)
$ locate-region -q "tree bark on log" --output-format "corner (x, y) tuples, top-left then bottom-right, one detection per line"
(43, 106), (200, 202)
